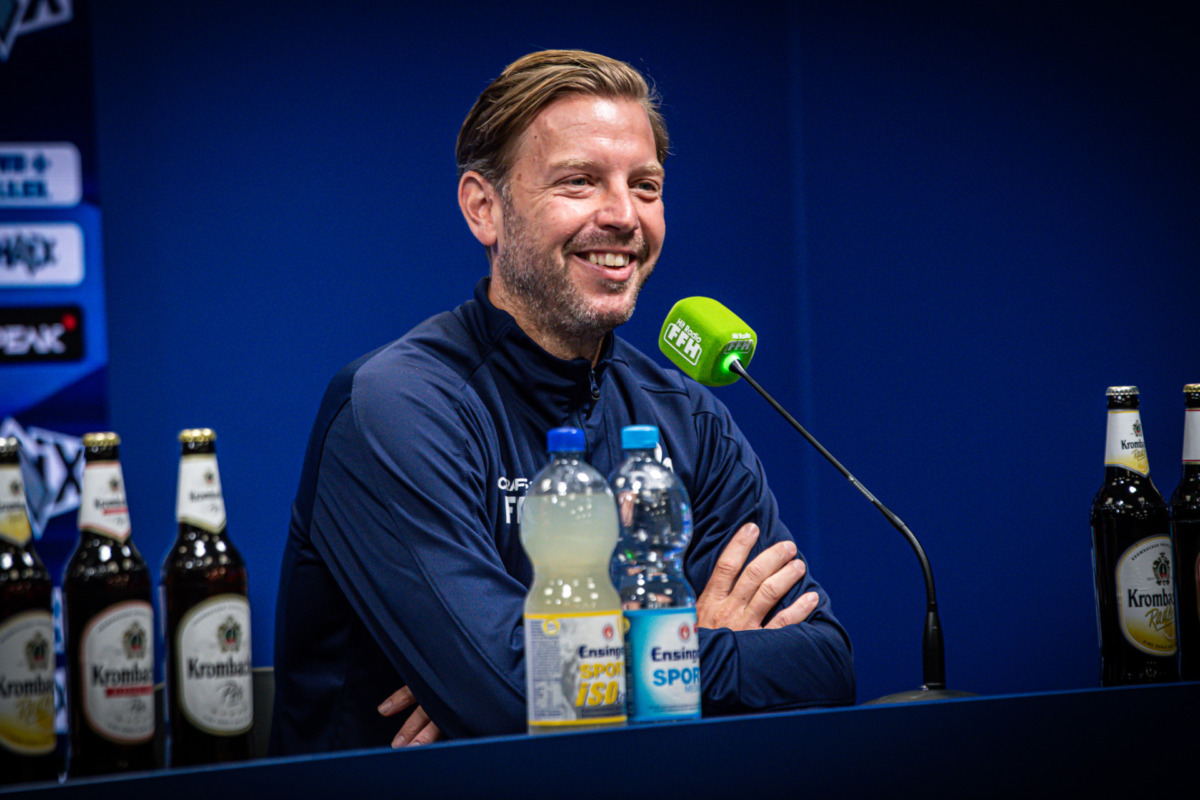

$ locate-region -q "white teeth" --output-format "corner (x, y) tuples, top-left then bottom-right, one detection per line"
(587, 252), (629, 267)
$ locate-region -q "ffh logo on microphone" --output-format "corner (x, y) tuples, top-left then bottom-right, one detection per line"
(663, 317), (703, 366)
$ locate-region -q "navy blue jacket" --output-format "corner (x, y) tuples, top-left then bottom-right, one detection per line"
(271, 279), (854, 754)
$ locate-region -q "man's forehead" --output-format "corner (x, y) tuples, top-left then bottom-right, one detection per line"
(513, 94), (661, 167)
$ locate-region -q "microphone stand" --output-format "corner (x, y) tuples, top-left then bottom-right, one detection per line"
(728, 358), (973, 703)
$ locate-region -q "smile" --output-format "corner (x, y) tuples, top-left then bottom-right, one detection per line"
(583, 251), (631, 268)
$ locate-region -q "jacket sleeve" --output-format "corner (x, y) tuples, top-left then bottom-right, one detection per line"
(683, 396), (856, 713)
(307, 365), (527, 738)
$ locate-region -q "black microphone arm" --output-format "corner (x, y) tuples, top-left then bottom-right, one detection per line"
(728, 358), (969, 702)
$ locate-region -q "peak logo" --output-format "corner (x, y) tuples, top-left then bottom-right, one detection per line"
(0, 418), (83, 539)
(0, 305), (83, 362)
(0, 0), (72, 62)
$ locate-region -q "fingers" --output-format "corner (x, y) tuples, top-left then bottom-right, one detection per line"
(729, 537), (800, 608)
(703, 523), (761, 600)
(392, 704), (442, 748)
(377, 685), (415, 717)
(765, 591), (821, 629)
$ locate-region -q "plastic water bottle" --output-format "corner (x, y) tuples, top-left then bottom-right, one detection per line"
(521, 427), (626, 734)
(609, 425), (701, 723)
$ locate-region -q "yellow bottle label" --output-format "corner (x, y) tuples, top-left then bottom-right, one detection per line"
(1104, 410), (1150, 476)
(1116, 536), (1176, 655)
(0, 465), (32, 546)
(524, 610), (625, 728)
(0, 611), (56, 755)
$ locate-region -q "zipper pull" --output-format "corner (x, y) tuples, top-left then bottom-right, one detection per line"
(588, 369), (600, 401)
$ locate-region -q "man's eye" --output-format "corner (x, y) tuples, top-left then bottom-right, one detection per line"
(566, 177), (590, 186)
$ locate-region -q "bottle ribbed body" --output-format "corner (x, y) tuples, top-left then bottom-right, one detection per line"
(521, 428), (625, 735)
(609, 425), (700, 723)
(1090, 389), (1179, 686)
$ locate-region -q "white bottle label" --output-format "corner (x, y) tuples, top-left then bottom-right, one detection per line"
(524, 611), (625, 729)
(78, 462), (132, 542)
(1115, 536), (1176, 655)
(81, 601), (154, 742)
(0, 611), (56, 755)
(0, 464), (32, 546)
(624, 607), (701, 722)
(1104, 410), (1150, 476)
(175, 595), (252, 735)
(1183, 408), (1200, 464)
(176, 454), (226, 533)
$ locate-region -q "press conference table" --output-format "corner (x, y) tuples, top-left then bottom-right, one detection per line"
(6, 682), (1195, 798)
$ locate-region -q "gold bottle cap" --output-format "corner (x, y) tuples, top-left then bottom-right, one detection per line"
(1105, 386), (1139, 396)
(179, 428), (217, 443)
(82, 432), (121, 447)
(1184, 384), (1200, 393)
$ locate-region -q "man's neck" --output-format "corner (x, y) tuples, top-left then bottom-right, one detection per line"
(487, 280), (606, 366)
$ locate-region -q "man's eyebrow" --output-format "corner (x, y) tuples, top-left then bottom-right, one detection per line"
(548, 158), (665, 177)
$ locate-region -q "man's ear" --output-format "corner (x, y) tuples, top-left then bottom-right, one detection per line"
(459, 171), (501, 248)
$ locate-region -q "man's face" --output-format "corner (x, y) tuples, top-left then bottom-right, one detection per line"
(491, 94), (665, 345)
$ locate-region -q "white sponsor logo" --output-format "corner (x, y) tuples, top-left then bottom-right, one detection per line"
(0, 223), (84, 286)
(0, 0), (72, 62)
(0, 143), (81, 207)
(498, 476), (530, 525)
(0, 418), (82, 539)
(662, 318), (703, 365)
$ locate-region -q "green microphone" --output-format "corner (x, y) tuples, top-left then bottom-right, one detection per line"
(658, 297), (757, 386)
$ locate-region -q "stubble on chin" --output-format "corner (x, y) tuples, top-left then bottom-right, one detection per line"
(494, 200), (648, 347)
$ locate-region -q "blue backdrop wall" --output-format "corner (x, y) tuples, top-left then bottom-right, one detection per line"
(85, 1), (1198, 708)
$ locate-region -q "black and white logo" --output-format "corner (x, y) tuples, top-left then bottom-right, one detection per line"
(0, 223), (84, 286)
(0, 305), (83, 362)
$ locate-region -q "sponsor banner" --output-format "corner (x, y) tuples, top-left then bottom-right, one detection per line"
(0, 144), (82, 208)
(1, 1), (107, 740)
(0, 305), (84, 363)
(0, 222), (85, 286)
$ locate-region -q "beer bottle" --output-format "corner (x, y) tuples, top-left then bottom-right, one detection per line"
(0, 437), (58, 784)
(162, 429), (252, 765)
(1170, 384), (1200, 680)
(64, 433), (156, 776)
(1090, 387), (1178, 685)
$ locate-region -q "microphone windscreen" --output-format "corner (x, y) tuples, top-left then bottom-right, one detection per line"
(658, 297), (757, 386)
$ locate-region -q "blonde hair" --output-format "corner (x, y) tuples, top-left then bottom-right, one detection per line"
(456, 50), (669, 188)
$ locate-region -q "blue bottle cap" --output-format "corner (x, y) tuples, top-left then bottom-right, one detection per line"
(546, 427), (586, 453)
(621, 425), (659, 450)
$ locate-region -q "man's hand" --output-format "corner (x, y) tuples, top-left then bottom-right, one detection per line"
(378, 686), (442, 748)
(695, 522), (819, 630)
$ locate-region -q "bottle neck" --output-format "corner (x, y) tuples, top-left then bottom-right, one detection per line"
(0, 462), (33, 547)
(177, 450), (227, 533)
(79, 458), (133, 542)
(1183, 407), (1200, 468)
(1105, 407), (1151, 477)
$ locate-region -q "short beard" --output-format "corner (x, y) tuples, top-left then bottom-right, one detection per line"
(493, 193), (651, 347)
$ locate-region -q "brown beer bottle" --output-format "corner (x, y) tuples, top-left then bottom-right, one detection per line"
(162, 429), (252, 766)
(64, 433), (156, 776)
(0, 437), (59, 784)
(1090, 387), (1179, 685)
(1169, 384), (1200, 680)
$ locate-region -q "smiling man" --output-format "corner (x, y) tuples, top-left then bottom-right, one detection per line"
(271, 50), (854, 755)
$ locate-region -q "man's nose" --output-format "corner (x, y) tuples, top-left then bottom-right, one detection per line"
(595, 185), (637, 232)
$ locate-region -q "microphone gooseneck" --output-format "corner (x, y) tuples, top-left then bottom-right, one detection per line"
(727, 359), (952, 697)
(658, 296), (971, 703)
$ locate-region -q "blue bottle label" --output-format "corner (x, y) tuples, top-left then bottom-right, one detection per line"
(623, 607), (701, 722)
